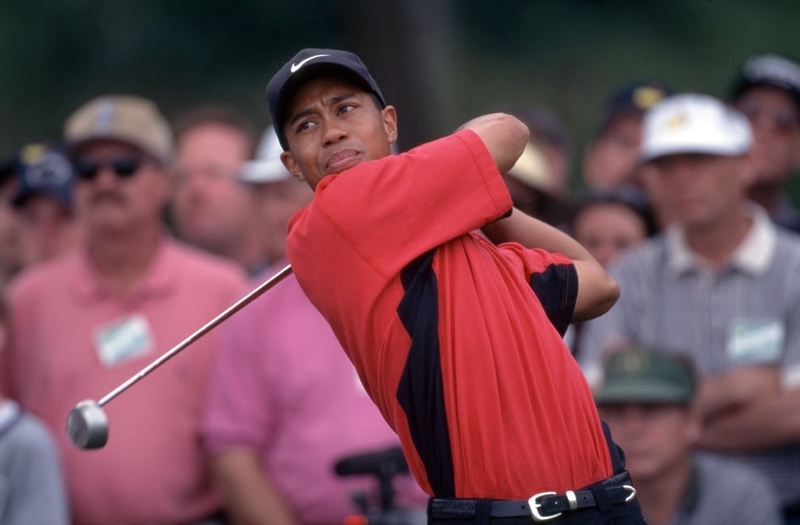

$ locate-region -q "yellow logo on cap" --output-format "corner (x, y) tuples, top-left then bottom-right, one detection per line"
(20, 143), (46, 166)
(633, 87), (666, 110)
(620, 352), (648, 373)
(666, 111), (688, 129)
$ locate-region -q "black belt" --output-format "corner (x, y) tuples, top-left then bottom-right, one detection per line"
(429, 474), (636, 522)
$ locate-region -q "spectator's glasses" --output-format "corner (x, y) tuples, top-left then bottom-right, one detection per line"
(74, 155), (144, 181)
(737, 102), (800, 133)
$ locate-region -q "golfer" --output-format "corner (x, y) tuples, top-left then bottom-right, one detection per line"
(267, 48), (646, 524)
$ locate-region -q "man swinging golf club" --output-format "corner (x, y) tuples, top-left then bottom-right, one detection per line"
(268, 48), (646, 524)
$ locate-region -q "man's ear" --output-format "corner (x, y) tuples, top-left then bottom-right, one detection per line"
(281, 151), (305, 182)
(382, 105), (399, 146)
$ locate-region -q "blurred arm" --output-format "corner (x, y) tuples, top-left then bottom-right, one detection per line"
(696, 366), (800, 450)
(211, 448), (299, 525)
(481, 207), (620, 321)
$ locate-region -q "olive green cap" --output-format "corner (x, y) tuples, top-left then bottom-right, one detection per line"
(594, 347), (696, 405)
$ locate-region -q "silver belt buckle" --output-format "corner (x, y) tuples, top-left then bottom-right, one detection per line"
(528, 491), (561, 521)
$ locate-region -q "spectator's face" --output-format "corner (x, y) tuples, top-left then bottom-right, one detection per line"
(735, 86), (800, 187)
(73, 141), (169, 236)
(171, 123), (255, 254)
(644, 153), (749, 230)
(0, 180), (21, 279)
(572, 202), (647, 268)
(582, 114), (644, 189)
(16, 195), (82, 266)
(281, 76), (397, 189)
(598, 403), (698, 482)
(254, 179), (313, 265)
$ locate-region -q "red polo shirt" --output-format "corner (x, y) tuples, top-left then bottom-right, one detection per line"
(287, 129), (612, 498)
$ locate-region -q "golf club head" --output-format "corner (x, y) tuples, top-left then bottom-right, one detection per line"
(67, 400), (109, 449)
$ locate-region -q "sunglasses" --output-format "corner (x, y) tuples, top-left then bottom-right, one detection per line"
(74, 156), (144, 181)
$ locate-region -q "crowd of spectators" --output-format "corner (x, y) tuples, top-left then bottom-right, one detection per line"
(0, 51), (797, 524)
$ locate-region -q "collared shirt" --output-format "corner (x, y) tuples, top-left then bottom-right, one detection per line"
(0, 400), (70, 525)
(665, 204), (775, 276)
(579, 204), (800, 505)
(5, 237), (246, 525)
(203, 260), (428, 523)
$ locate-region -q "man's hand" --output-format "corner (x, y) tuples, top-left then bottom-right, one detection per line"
(481, 207), (620, 321)
(457, 113), (529, 174)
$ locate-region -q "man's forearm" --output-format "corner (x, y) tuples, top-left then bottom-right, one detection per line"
(695, 366), (779, 420)
(480, 207), (594, 262)
(698, 387), (800, 451)
(481, 207), (619, 321)
(212, 449), (298, 525)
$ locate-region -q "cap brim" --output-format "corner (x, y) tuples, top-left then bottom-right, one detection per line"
(12, 189), (72, 209)
(594, 380), (691, 405)
(641, 143), (749, 163)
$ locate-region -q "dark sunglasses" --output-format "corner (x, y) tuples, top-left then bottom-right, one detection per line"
(74, 156), (143, 181)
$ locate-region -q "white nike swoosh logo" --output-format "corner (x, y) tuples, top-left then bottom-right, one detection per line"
(290, 54), (331, 73)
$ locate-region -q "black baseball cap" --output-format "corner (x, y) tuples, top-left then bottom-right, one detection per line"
(10, 143), (75, 209)
(729, 53), (800, 109)
(266, 48), (387, 151)
(594, 80), (674, 138)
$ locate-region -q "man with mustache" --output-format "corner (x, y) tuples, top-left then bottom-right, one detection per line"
(2, 94), (246, 525)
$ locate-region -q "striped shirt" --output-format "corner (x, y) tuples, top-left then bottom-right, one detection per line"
(579, 205), (800, 505)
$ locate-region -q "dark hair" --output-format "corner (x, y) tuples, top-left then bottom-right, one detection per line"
(0, 155), (15, 188)
(572, 184), (659, 237)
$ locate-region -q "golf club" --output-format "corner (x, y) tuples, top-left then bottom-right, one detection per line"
(66, 264), (293, 450)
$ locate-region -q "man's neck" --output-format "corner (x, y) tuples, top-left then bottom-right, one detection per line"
(633, 459), (693, 525)
(230, 223), (267, 274)
(88, 225), (162, 293)
(196, 223), (265, 274)
(683, 210), (752, 269)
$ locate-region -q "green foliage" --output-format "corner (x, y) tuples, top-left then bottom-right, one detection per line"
(0, 0), (797, 196)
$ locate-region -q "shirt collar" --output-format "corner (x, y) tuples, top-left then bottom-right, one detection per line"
(666, 203), (775, 276)
(72, 235), (178, 303)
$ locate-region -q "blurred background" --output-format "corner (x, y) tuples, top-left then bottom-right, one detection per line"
(1, 0), (798, 190)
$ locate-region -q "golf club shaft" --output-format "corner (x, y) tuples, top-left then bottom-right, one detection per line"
(98, 264), (293, 407)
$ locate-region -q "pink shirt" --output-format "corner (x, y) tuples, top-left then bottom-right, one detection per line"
(5, 238), (246, 525)
(203, 261), (428, 524)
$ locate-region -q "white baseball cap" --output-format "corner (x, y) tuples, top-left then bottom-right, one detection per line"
(640, 93), (752, 163)
(239, 125), (293, 184)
